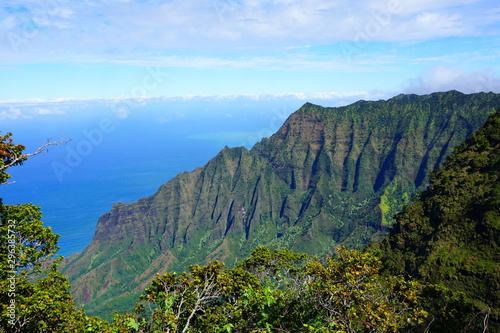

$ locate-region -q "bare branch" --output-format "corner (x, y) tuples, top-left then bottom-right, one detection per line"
(181, 272), (221, 333)
(22, 136), (71, 160)
(0, 136), (70, 174)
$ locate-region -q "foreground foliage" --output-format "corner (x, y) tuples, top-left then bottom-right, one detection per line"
(123, 247), (428, 333)
(375, 109), (500, 331)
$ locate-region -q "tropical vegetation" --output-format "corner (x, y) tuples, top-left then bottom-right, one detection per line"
(1, 92), (499, 332)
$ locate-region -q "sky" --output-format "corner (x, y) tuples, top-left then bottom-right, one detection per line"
(0, 0), (499, 104)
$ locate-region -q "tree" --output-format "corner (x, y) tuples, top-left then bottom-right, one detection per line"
(0, 132), (68, 185)
(138, 261), (246, 332)
(374, 109), (500, 331)
(0, 132), (27, 185)
(135, 247), (429, 332)
(302, 248), (428, 332)
(0, 133), (109, 332)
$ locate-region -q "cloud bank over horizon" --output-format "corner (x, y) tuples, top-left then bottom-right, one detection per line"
(0, 90), (383, 121)
(405, 65), (500, 94)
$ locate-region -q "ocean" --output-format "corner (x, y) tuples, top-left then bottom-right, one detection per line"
(0, 97), (301, 256)
(0, 94), (367, 257)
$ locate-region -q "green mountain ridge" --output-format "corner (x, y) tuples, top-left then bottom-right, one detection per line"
(60, 90), (500, 318)
(374, 107), (500, 328)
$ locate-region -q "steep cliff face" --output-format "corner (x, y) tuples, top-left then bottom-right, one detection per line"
(61, 91), (500, 318)
(374, 109), (500, 328)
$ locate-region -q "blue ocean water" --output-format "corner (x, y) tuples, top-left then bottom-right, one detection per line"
(0, 97), (307, 257)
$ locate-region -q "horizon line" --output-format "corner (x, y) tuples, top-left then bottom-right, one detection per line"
(0, 91), (376, 105)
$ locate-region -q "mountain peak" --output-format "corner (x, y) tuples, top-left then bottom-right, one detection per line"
(61, 91), (500, 319)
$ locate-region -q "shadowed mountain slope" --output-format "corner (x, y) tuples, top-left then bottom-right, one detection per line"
(60, 91), (500, 318)
(374, 108), (500, 329)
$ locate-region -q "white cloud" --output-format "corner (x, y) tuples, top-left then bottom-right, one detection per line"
(115, 106), (129, 119)
(0, 91), (380, 113)
(393, 0), (479, 15)
(81, 52), (403, 73)
(34, 107), (66, 115)
(1, 0), (498, 63)
(0, 106), (32, 120)
(405, 65), (500, 94)
(1, 16), (16, 30)
(161, 91), (372, 102)
(157, 117), (170, 123)
(416, 12), (461, 30)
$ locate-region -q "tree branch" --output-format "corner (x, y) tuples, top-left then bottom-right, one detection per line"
(1, 136), (70, 173)
(1, 136), (70, 185)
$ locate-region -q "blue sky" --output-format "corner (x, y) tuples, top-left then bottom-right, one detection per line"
(0, 0), (499, 103)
